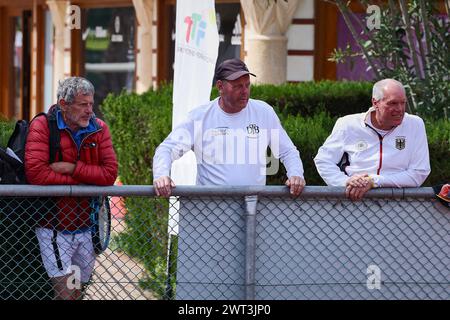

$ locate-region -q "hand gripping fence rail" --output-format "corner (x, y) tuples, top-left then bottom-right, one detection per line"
(0, 185), (448, 300)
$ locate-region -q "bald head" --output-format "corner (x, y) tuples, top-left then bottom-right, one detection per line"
(372, 79), (405, 102)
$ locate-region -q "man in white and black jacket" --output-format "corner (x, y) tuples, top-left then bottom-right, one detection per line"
(314, 79), (430, 201)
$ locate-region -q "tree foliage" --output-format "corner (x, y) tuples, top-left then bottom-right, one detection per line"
(329, 0), (450, 119)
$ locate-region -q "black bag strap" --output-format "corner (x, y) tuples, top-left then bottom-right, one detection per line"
(30, 107), (61, 164)
(46, 110), (62, 163)
(337, 152), (350, 174)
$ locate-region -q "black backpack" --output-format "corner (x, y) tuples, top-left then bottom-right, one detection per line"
(0, 111), (61, 184)
(0, 111), (60, 227)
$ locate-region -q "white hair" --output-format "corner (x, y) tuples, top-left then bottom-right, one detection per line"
(372, 79), (405, 101)
(57, 77), (94, 104)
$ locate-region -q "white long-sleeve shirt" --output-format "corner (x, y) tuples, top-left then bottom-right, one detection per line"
(153, 98), (304, 185)
(314, 108), (431, 187)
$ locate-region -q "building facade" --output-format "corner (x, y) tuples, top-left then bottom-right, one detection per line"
(1, 0), (430, 120)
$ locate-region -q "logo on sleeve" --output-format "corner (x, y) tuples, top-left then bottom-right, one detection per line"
(356, 140), (368, 151)
(395, 136), (406, 150)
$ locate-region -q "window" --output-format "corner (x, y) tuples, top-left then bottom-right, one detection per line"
(81, 7), (136, 117)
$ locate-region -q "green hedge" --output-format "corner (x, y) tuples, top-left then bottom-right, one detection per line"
(100, 81), (449, 298)
(101, 88), (172, 185)
(423, 118), (450, 186)
(0, 120), (15, 148)
(211, 81), (373, 117)
(270, 112), (337, 185)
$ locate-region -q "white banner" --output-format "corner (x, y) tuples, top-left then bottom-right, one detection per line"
(169, 1), (219, 237)
(171, 0), (219, 186)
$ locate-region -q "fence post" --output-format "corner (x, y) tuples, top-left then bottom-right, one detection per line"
(244, 195), (258, 300)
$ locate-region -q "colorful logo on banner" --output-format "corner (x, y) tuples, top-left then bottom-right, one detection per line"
(184, 10), (215, 47)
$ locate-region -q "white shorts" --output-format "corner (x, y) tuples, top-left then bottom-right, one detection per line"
(36, 227), (96, 283)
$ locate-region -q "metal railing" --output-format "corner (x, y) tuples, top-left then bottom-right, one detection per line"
(0, 185), (448, 300)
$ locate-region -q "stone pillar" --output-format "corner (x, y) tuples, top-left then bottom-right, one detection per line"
(240, 0), (299, 84)
(246, 34), (287, 85)
(132, 0), (154, 93)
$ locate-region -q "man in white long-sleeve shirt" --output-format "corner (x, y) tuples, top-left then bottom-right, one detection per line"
(153, 59), (305, 197)
(314, 79), (430, 201)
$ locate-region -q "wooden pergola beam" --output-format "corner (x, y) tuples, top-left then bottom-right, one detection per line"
(46, 0), (71, 103)
(132, 0), (154, 93)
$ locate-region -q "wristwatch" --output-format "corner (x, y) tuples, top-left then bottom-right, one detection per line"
(369, 175), (380, 188)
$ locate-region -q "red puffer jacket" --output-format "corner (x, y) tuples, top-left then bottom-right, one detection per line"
(25, 113), (118, 231)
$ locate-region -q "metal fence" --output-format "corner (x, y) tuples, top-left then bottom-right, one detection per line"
(0, 185), (448, 300)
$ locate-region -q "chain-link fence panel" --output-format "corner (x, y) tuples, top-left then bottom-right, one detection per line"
(173, 189), (449, 300)
(0, 197), (53, 299)
(1, 186), (449, 300)
(83, 195), (162, 300)
(254, 197), (449, 299)
(175, 196), (247, 300)
(0, 193), (165, 300)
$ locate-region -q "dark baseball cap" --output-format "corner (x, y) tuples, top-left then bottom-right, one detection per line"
(215, 59), (256, 81)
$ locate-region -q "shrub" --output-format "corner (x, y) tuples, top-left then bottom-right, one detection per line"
(0, 120), (15, 148)
(267, 112), (337, 186)
(424, 118), (450, 185)
(101, 86), (173, 185)
(211, 81), (373, 117)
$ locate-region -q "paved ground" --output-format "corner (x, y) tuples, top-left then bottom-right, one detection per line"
(83, 217), (155, 300)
